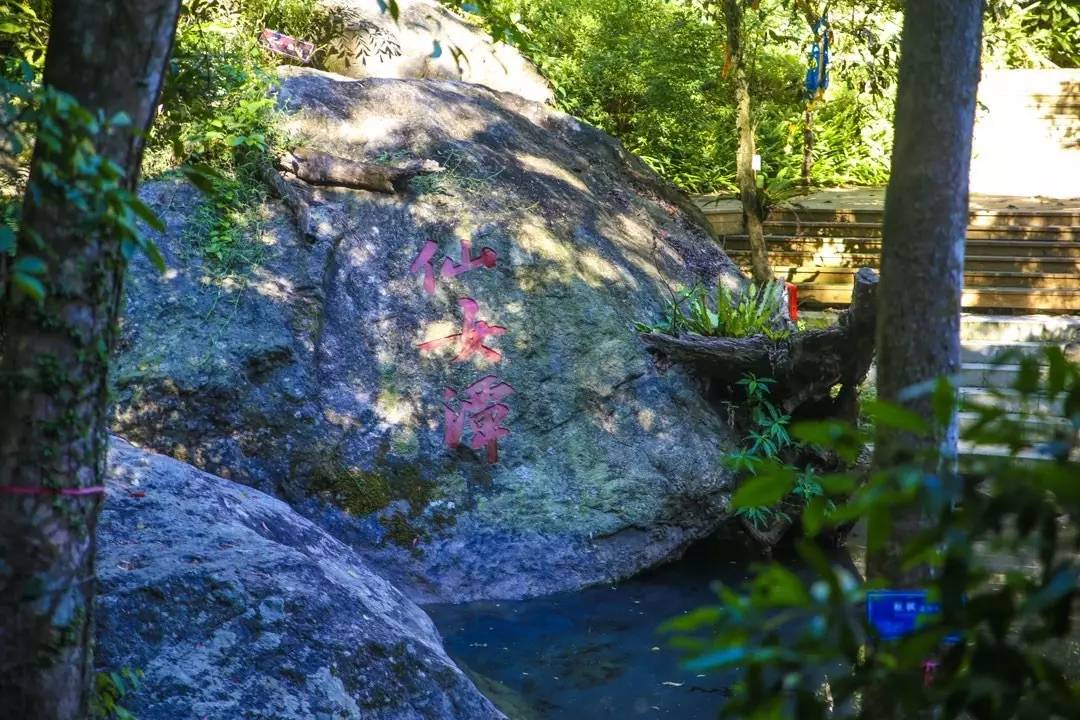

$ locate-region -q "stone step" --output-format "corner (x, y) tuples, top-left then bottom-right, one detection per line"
(960, 340), (1058, 364)
(797, 284), (1080, 312)
(958, 410), (1072, 434)
(959, 387), (1066, 415)
(797, 311), (1080, 344)
(959, 314), (1080, 343)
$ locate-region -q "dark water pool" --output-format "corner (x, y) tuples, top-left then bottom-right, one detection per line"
(426, 538), (834, 720)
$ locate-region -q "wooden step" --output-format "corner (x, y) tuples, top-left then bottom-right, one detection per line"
(770, 266), (1080, 290)
(724, 250), (1079, 275)
(759, 209), (1080, 229)
(752, 220), (1080, 241)
(723, 236), (1080, 259)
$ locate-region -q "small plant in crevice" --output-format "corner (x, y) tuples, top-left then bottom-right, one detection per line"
(91, 668), (143, 720)
(636, 280), (790, 340)
(724, 373), (829, 541)
(183, 171), (270, 279)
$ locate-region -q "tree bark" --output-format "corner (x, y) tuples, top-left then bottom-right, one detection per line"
(867, 0), (984, 590)
(641, 267), (879, 416)
(724, 0), (772, 285)
(801, 105), (814, 188)
(275, 147), (442, 194)
(0, 2), (180, 718)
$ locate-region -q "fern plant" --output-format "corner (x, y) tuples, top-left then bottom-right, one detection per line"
(636, 280), (790, 340)
(726, 373), (829, 533)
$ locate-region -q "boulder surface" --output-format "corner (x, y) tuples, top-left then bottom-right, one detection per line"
(316, 0), (552, 103)
(114, 67), (742, 602)
(97, 437), (504, 720)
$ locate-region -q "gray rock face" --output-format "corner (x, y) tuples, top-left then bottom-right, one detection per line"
(114, 68), (742, 602)
(97, 437), (504, 720)
(317, 0), (553, 103)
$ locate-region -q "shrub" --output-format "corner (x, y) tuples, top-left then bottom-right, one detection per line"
(664, 346), (1080, 719)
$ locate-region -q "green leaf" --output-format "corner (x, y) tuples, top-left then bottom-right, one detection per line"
(1015, 356), (1041, 394)
(13, 272), (45, 301)
(818, 473), (856, 495)
(864, 400), (930, 434)
(754, 564), (813, 607)
(0, 226), (14, 253)
(1022, 566), (1079, 615)
(931, 377), (957, 427)
(732, 466), (795, 508)
(12, 255), (46, 275)
(179, 163), (225, 196)
(802, 495), (827, 537)
(866, 504), (892, 555)
(130, 198), (165, 232)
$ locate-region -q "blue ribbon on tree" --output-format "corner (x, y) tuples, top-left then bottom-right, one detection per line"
(804, 14), (830, 99)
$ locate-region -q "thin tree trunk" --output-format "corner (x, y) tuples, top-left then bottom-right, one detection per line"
(801, 105), (813, 188)
(0, 2), (180, 717)
(725, 0), (772, 285)
(867, 0), (983, 590)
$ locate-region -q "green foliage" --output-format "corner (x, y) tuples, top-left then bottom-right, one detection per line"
(665, 347), (1080, 719)
(486, 0), (898, 193)
(637, 280), (790, 340)
(0, 1), (49, 79)
(726, 372), (827, 530)
(91, 668), (143, 720)
(147, 0), (285, 174)
(0, 67), (165, 302)
(985, 0), (1080, 68)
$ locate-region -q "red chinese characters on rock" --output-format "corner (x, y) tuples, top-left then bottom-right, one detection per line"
(410, 239), (497, 295)
(443, 375), (514, 463)
(410, 239), (512, 463)
(418, 297), (506, 363)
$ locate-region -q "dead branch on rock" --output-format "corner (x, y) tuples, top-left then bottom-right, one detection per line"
(263, 166), (318, 239)
(642, 267), (879, 420)
(275, 147), (442, 194)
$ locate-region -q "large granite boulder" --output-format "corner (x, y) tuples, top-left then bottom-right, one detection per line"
(316, 0), (552, 103)
(97, 437), (503, 720)
(113, 67), (742, 602)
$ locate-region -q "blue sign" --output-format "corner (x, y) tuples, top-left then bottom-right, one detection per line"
(866, 590), (942, 640)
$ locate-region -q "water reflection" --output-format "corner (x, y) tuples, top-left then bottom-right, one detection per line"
(426, 536), (855, 719)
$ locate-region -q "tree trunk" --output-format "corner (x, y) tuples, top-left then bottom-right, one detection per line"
(867, 0), (983, 590)
(725, 0), (772, 285)
(0, 2), (180, 717)
(801, 105), (814, 188)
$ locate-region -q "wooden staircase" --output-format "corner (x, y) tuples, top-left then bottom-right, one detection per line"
(701, 196), (1080, 313)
